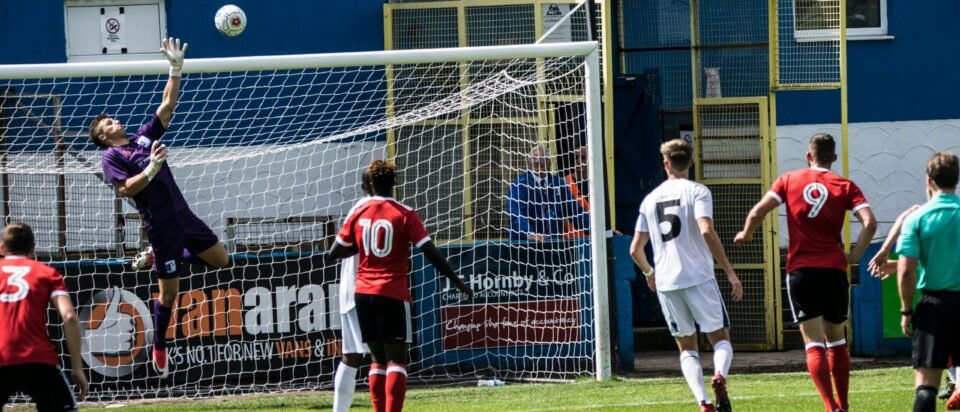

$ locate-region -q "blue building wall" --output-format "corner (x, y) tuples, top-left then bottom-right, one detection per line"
(620, 0), (960, 125)
(779, 1), (960, 124)
(0, 0), (385, 64)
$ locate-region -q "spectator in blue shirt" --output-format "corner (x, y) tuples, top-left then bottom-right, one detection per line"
(507, 144), (588, 241)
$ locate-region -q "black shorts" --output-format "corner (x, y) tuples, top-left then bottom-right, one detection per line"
(355, 293), (412, 344)
(912, 290), (960, 369)
(787, 267), (849, 324)
(146, 209), (220, 279)
(0, 363), (78, 411)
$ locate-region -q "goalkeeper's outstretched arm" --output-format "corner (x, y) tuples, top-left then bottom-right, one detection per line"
(419, 241), (473, 302)
(157, 37), (187, 128)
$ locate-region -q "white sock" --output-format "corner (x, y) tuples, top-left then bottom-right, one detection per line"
(949, 366), (958, 384)
(333, 362), (358, 412)
(713, 340), (733, 378)
(680, 350), (709, 404)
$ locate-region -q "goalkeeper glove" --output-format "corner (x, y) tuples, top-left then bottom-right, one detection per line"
(143, 141), (168, 181)
(161, 37), (188, 77)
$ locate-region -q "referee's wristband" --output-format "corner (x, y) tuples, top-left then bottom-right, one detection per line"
(642, 267), (655, 277)
(901, 309), (913, 316)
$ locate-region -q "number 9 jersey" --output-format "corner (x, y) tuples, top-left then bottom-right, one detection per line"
(635, 179), (715, 291)
(336, 196), (431, 302)
(767, 167), (869, 273)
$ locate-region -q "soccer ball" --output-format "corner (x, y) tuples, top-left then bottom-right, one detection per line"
(215, 5), (246, 37)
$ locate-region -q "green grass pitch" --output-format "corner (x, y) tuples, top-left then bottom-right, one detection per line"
(76, 366), (936, 411)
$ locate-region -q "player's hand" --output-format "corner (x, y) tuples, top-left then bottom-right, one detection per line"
(72, 369), (89, 400)
(867, 249), (894, 278)
(455, 281), (474, 303)
(901, 313), (913, 337)
(726, 271), (743, 301)
(733, 231), (752, 246)
(143, 141), (168, 181)
(528, 233), (547, 242)
(161, 37), (187, 69)
(645, 274), (656, 293)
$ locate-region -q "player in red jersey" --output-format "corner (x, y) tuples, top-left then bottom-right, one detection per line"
(328, 160), (472, 412)
(735, 134), (876, 412)
(0, 223), (88, 410)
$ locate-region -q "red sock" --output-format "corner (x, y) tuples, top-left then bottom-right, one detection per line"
(806, 344), (839, 412)
(828, 340), (850, 410)
(369, 363), (387, 412)
(386, 363), (408, 412)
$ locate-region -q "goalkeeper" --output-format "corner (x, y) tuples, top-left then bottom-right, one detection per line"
(88, 38), (229, 379)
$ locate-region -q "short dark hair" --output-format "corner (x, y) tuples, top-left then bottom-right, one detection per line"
(88, 114), (110, 149)
(2, 222), (35, 256)
(367, 159), (397, 195)
(927, 151), (959, 190)
(809, 133), (836, 164)
(660, 139), (692, 170)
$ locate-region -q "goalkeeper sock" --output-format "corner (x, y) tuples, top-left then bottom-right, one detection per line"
(369, 363), (387, 412)
(805, 342), (839, 411)
(827, 339), (850, 410)
(386, 363), (408, 412)
(152, 300), (172, 350)
(333, 362), (358, 412)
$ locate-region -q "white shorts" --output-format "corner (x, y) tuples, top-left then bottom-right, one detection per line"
(341, 309), (369, 355)
(657, 279), (730, 337)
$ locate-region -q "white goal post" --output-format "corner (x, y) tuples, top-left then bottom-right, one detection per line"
(0, 41), (610, 401)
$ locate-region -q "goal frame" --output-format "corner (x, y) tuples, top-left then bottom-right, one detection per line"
(0, 41), (611, 381)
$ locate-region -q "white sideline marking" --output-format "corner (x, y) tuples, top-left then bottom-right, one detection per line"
(520, 387), (912, 411)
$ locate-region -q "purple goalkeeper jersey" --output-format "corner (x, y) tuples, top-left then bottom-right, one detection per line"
(101, 115), (189, 223)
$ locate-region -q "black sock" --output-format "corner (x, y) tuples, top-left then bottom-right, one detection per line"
(914, 385), (937, 412)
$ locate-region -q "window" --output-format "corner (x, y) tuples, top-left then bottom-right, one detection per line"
(64, 0), (167, 62)
(794, 0), (888, 41)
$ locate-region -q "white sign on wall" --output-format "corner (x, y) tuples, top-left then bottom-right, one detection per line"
(542, 4), (573, 43)
(99, 8), (126, 52)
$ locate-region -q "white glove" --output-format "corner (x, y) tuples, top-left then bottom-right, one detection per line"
(161, 37), (188, 77)
(143, 141), (168, 181)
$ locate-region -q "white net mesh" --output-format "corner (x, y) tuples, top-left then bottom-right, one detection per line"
(775, 0), (842, 88)
(0, 44), (602, 401)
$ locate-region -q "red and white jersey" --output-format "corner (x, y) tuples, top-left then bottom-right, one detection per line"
(336, 196), (431, 302)
(0, 256), (69, 368)
(767, 167), (869, 273)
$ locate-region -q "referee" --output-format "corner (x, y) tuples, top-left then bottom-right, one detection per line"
(897, 151), (960, 412)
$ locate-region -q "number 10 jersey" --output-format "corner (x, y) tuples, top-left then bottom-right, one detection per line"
(635, 179), (715, 292)
(336, 196), (431, 302)
(767, 167), (869, 273)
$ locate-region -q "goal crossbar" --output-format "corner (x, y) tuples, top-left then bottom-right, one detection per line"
(0, 42), (599, 79)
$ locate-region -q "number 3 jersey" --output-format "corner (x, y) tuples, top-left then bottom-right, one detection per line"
(0, 256), (69, 368)
(768, 167), (869, 273)
(336, 196), (431, 302)
(635, 179), (715, 291)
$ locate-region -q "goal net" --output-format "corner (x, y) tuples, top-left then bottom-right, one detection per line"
(0, 42), (608, 401)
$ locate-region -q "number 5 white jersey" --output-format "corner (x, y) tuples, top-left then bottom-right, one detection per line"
(635, 178), (715, 291)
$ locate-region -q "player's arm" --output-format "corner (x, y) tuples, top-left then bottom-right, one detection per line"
(156, 38), (187, 129)
(419, 241), (473, 302)
(699, 217), (743, 301)
(847, 206), (878, 264)
(326, 242), (359, 260)
(628, 230), (657, 292)
(734, 194), (780, 245)
(868, 205), (920, 278)
(51, 294), (89, 400)
(113, 141), (168, 197)
(896, 255), (918, 337)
